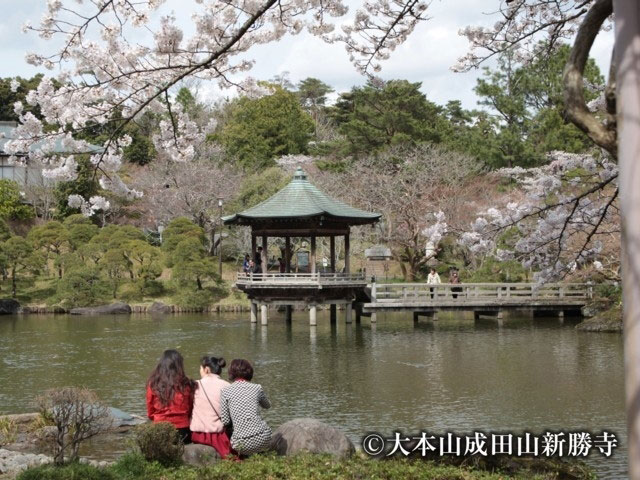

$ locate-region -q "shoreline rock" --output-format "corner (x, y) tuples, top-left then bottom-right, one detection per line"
(70, 303), (132, 315)
(270, 418), (355, 458)
(576, 315), (623, 332)
(0, 448), (51, 475)
(0, 299), (20, 315)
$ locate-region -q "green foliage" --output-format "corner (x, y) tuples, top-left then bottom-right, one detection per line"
(133, 422), (184, 467)
(228, 167), (289, 213)
(20, 451), (596, 480)
(162, 218), (206, 256)
(123, 127), (156, 166)
(216, 86), (314, 169)
(473, 44), (604, 168)
(0, 218), (12, 241)
(171, 237), (217, 291)
(17, 463), (116, 480)
(0, 75), (45, 121)
(55, 265), (110, 307)
(54, 157), (100, 218)
(0, 417), (18, 446)
(465, 257), (528, 283)
(1, 236), (44, 297)
(329, 79), (445, 156)
(0, 179), (33, 220)
(296, 77), (333, 111)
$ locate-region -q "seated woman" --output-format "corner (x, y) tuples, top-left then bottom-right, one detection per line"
(146, 349), (195, 444)
(219, 359), (271, 456)
(190, 356), (234, 458)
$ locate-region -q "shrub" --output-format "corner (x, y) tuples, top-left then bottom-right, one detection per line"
(55, 265), (110, 307)
(37, 387), (112, 465)
(0, 417), (18, 445)
(173, 288), (215, 309)
(17, 463), (115, 480)
(27, 409), (56, 433)
(133, 422), (184, 467)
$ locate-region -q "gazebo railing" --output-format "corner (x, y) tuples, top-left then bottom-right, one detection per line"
(236, 272), (367, 285)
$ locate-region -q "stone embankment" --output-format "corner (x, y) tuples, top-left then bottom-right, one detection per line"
(3, 300), (252, 315)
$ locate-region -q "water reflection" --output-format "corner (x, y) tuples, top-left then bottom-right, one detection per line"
(0, 311), (625, 478)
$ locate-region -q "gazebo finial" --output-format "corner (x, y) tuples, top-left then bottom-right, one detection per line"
(293, 166), (307, 181)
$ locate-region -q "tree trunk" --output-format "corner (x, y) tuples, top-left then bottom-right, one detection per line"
(11, 269), (16, 298)
(197, 276), (203, 290)
(614, 2), (640, 478)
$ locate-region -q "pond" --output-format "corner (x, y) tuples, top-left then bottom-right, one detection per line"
(0, 312), (625, 478)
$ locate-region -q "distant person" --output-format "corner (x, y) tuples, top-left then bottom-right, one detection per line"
(427, 268), (441, 299)
(253, 247), (263, 274)
(427, 268), (441, 284)
(146, 350), (195, 444)
(219, 359), (271, 457)
(191, 356), (234, 458)
(242, 254), (251, 274)
(449, 269), (461, 299)
(278, 257), (286, 273)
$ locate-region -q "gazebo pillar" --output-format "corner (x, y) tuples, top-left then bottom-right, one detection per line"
(261, 235), (268, 273)
(330, 235), (337, 321)
(344, 232), (350, 273)
(310, 235), (316, 274)
(285, 236), (291, 273)
(330, 236), (336, 271)
(251, 234), (256, 267)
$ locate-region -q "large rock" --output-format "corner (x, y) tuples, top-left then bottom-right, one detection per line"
(70, 303), (132, 315)
(148, 302), (171, 314)
(270, 418), (354, 458)
(576, 316), (623, 333)
(182, 443), (221, 466)
(0, 448), (51, 475)
(0, 299), (20, 315)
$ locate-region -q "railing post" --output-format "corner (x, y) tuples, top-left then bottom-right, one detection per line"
(559, 286), (565, 298)
(371, 282), (377, 302)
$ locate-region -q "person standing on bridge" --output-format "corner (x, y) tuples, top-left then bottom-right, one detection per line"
(427, 268), (441, 299)
(449, 269), (461, 299)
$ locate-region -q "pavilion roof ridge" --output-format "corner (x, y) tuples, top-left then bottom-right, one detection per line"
(222, 167), (381, 226)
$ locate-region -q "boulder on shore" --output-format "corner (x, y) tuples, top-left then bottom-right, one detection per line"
(182, 444), (221, 466)
(0, 299), (20, 315)
(148, 302), (171, 314)
(269, 418), (355, 458)
(70, 303), (132, 315)
(576, 316), (623, 332)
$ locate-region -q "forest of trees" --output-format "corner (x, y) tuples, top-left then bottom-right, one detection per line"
(0, 43), (618, 307)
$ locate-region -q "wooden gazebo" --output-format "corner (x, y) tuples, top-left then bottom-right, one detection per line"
(223, 167), (381, 325)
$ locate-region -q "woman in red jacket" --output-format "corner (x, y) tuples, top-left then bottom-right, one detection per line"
(146, 349), (195, 444)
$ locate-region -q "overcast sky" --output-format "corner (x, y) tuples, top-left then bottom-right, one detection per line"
(1, 0), (614, 108)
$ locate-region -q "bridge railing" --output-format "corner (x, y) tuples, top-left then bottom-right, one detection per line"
(236, 272), (367, 286)
(370, 282), (593, 303)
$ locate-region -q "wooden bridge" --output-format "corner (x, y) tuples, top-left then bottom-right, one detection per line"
(362, 282), (593, 321)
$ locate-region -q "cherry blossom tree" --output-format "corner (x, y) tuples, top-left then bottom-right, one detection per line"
(3, 0), (429, 216)
(459, 151), (619, 282)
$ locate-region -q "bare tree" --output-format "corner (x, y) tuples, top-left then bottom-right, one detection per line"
(37, 387), (111, 465)
(133, 143), (242, 254)
(318, 144), (486, 280)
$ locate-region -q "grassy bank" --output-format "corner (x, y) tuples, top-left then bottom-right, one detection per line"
(16, 452), (596, 480)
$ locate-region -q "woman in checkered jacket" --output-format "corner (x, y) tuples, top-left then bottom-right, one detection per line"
(219, 359), (272, 456)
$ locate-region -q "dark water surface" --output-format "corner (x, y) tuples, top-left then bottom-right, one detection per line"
(0, 312), (625, 478)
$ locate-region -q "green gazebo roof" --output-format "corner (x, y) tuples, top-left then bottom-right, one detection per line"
(223, 167), (381, 227)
